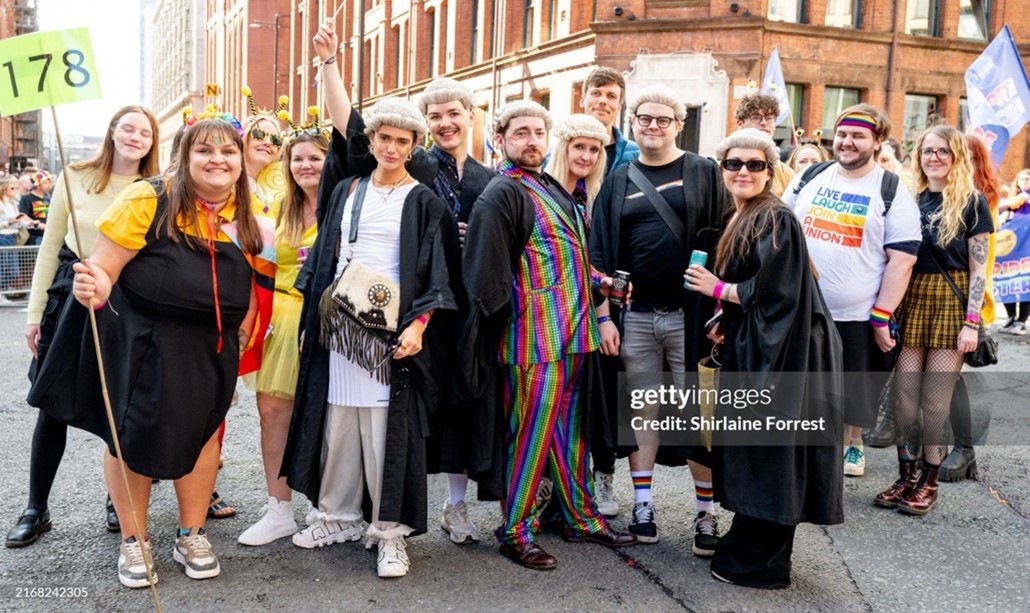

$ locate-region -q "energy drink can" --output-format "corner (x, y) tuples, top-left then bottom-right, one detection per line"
(685, 250), (708, 288)
(609, 270), (630, 306)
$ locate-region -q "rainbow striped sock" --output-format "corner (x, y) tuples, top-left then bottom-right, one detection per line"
(695, 480), (714, 512)
(631, 471), (653, 504)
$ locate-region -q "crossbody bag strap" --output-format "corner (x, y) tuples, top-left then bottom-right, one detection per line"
(921, 224), (968, 309)
(628, 163), (686, 245)
(348, 175), (371, 244)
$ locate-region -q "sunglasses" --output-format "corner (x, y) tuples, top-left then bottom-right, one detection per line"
(249, 128), (283, 148)
(721, 159), (770, 172)
(287, 127), (328, 140)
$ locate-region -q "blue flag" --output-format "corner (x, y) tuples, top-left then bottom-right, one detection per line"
(761, 47), (791, 127)
(964, 25), (1030, 166)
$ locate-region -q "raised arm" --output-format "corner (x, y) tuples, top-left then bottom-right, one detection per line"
(313, 20), (351, 134)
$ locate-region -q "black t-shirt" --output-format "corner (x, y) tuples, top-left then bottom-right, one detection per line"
(619, 156), (690, 309)
(914, 191), (994, 273)
(19, 193), (47, 236)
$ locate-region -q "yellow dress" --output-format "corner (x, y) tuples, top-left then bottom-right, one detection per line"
(246, 221), (318, 397)
(252, 161), (286, 217)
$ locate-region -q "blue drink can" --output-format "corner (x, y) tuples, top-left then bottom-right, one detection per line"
(685, 250), (708, 288)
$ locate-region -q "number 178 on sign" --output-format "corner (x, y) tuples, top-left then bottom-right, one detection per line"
(0, 28), (102, 117)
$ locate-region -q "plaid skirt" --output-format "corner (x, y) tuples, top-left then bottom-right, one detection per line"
(897, 270), (968, 349)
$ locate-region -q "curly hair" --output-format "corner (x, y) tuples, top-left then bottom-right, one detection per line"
(965, 134), (1000, 209)
(734, 93), (780, 123)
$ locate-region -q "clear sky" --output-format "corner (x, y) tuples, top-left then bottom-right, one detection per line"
(37, 0), (144, 139)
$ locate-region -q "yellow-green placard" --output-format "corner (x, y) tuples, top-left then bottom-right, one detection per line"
(0, 28), (102, 116)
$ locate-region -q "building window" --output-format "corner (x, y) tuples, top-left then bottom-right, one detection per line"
(825, 0), (855, 28)
(958, 97), (969, 132)
(394, 25), (402, 88)
(487, 0), (496, 60)
(773, 83), (805, 144)
(958, 0), (988, 41)
(821, 86), (861, 134)
(470, 0), (480, 64)
(903, 94), (938, 150)
(523, 0), (535, 48)
(768, 0), (802, 23)
(905, 0), (939, 36)
(427, 9), (437, 78)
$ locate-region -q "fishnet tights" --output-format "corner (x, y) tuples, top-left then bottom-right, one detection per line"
(893, 346), (964, 465)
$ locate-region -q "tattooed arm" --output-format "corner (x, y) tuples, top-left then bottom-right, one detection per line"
(958, 233), (991, 353)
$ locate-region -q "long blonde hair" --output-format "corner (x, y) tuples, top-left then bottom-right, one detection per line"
(69, 105), (160, 193)
(912, 125), (977, 247)
(279, 131), (329, 247)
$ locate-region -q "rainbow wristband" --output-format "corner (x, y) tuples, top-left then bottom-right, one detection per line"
(712, 280), (726, 300)
(869, 307), (891, 327)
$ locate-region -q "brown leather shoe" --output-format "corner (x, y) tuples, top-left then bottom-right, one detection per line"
(562, 527), (637, 548)
(873, 460), (919, 509)
(499, 541), (558, 570)
(898, 465), (939, 516)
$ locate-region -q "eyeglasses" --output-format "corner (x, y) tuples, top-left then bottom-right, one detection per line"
(249, 128), (283, 148)
(919, 148), (952, 160)
(747, 114), (778, 125)
(721, 158), (770, 172)
(634, 115), (674, 129)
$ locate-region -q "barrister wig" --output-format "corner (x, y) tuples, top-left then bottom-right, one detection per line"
(492, 100), (552, 135)
(417, 77), (475, 114)
(551, 113), (611, 147)
(627, 85), (687, 122)
(363, 97), (429, 142)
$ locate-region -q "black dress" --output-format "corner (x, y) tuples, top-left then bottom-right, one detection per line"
(27, 189), (253, 479)
(710, 204), (844, 588)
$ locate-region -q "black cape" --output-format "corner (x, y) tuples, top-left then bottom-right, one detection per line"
(712, 204), (844, 526)
(589, 153), (731, 465)
(309, 109), (495, 476)
(282, 177), (457, 534)
(459, 174), (610, 501)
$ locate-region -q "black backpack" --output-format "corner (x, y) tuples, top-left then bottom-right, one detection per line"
(792, 160), (901, 216)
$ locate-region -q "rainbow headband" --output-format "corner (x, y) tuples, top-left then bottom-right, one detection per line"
(835, 113), (880, 134)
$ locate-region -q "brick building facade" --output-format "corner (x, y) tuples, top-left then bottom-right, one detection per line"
(1, 0), (42, 174)
(195, 1), (1030, 180)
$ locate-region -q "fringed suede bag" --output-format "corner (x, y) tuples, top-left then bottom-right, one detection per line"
(318, 177), (400, 383)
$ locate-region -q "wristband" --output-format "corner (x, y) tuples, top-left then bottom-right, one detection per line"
(869, 306), (891, 327)
(322, 55), (337, 65)
(93, 300), (107, 311)
(415, 313), (430, 327)
(712, 280), (726, 300)
(964, 312), (981, 324)
(597, 315), (611, 324)
(962, 321), (979, 330)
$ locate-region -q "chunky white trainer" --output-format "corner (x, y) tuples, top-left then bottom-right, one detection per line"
(593, 469), (619, 517)
(377, 535), (410, 578)
(238, 497), (299, 546)
(292, 514), (362, 549)
(440, 501), (480, 544)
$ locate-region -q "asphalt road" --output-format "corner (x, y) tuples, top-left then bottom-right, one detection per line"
(0, 302), (1026, 612)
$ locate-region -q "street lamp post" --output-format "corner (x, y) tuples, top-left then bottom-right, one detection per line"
(249, 13), (287, 105)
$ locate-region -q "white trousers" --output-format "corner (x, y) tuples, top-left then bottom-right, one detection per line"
(319, 404), (412, 540)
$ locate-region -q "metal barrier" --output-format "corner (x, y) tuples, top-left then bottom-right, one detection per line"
(0, 245), (40, 305)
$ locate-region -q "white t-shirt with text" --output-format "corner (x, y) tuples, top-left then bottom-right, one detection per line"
(784, 164), (921, 321)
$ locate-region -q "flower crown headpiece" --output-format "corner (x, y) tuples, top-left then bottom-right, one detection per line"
(276, 97), (330, 141)
(181, 104), (244, 136)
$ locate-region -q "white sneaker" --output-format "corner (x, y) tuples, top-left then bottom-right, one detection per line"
(593, 469), (619, 517)
(292, 514), (362, 549)
(440, 501), (480, 544)
(238, 497), (299, 546)
(173, 528), (221, 580)
(377, 535), (410, 578)
(118, 537), (157, 589)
